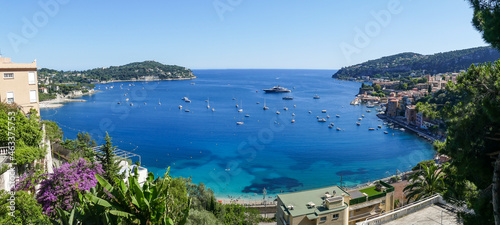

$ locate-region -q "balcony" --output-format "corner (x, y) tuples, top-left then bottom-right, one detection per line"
(350, 209), (383, 221)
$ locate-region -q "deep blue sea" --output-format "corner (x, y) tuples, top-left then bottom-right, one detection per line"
(40, 69), (434, 199)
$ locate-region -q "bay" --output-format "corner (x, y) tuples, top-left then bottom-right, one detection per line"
(40, 69), (434, 199)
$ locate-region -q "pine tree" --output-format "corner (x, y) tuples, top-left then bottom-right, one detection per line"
(97, 132), (123, 185)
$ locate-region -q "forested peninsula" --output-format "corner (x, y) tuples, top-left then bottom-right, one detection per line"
(332, 46), (500, 79)
(38, 61), (196, 83)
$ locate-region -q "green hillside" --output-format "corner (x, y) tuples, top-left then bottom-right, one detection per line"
(39, 61), (195, 83)
(332, 46), (500, 79)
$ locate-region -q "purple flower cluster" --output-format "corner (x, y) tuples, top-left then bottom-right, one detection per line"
(13, 170), (46, 193)
(36, 158), (104, 216)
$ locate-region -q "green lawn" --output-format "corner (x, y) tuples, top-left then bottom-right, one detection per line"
(359, 186), (382, 197)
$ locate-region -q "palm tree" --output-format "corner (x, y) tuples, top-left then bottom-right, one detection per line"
(403, 163), (445, 203)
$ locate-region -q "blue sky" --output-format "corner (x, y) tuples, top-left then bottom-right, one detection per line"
(0, 0), (487, 70)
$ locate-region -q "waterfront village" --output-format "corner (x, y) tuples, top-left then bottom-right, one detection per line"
(0, 56), (482, 225)
(351, 73), (462, 141)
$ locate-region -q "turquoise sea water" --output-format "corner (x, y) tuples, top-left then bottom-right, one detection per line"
(40, 69), (434, 199)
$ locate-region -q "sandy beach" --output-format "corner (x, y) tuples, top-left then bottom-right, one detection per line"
(216, 173), (413, 207)
(39, 98), (86, 109)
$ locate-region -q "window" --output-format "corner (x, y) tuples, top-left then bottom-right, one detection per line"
(6, 92), (14, 104)
(28, 71), (36, 84)
(320, 216), (326, 223)
(30, 90), (37, 103)
(332, 214), (339, 220)
(4, 73), (14, 79)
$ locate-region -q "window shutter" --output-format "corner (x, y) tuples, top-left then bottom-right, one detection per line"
(28, 72), (36, 84)
(30, 90), (37, 103)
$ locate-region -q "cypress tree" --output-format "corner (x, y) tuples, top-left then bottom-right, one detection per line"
(97, 132), (123, 185)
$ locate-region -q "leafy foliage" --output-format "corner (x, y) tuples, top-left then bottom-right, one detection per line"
(38, 61), (195, 83)
(54, 169), (190, 225)
(62, 132), (97, 162)
(436, 60), (500, 224)
(469, 0), (500, 50)
(415, 102), (439, 120)
(333, 46), (500, 79)
(36, 158), (104, 216)
(0, 105), (42, 147)
(182, 178), (262, 225)
(38, 92), (57, 101)
(13, 141), (46, 166)
(404, 163), (445, 203)
(0, 190), (51, 225)
(96, 132), (123, 185)
(185, 209), (222, 225)
(42, 120), (63, 143)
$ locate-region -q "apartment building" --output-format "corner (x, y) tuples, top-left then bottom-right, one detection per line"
(405, 105), (417, 125)
(276, 181), (395, 225)
(0, 57), (39, 115)
(386, 99), (399, 117)
(347, 181), (395, 225)
(277, 186), (350, 225)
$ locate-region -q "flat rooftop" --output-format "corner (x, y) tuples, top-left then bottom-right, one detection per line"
(278, 185), (350, 217)
(0, 57), (37, 69)
(383, 204), (461, 225)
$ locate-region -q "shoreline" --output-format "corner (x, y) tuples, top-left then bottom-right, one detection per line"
(39, 91), (98, 109)
(376, 113), (445, 144)
(95, 76), (196, 84)
(215, 171), (415, 206)
(40, 98), (86, 109)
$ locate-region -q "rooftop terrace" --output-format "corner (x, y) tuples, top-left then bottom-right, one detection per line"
(278, 185), (350, 218)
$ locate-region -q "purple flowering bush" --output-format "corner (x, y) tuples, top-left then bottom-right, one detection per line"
(13, 169), (47, 193)
(36, 158), (104, 216)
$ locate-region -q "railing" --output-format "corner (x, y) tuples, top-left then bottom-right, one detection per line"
(92, 146), (141, 165)
(350, 209), (383, 221)
(0, 147), (9, 156)
(355, 194), (443, 225)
